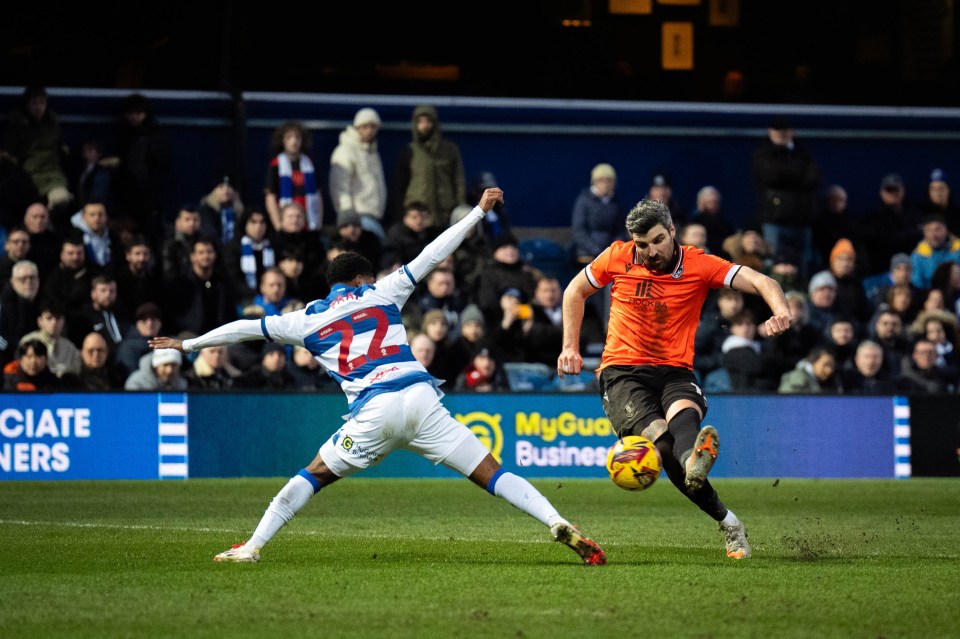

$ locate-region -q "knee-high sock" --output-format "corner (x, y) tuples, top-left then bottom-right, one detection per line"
(655, 436), (728, 520)
(487, 470), (566, 528)
(248, 470), (319, 549)
(668, 407), (701, 464)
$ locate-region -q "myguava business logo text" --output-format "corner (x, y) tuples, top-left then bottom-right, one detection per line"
(455, 411), (503, 463)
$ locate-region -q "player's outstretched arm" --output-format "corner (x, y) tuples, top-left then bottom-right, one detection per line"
(730, 266), (792, 336)
(149, 319), (268, 354)
(407, 188), (504, 282)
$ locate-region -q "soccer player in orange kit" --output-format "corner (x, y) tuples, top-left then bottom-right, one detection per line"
(558, 198), (793, 559)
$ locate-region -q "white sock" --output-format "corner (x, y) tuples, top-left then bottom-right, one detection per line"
(247, 474), (315, 549)
(491, 471), (566, 528)
(721, 509), (741, 528)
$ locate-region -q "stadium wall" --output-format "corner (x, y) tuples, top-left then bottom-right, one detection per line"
(3, 392), (957, 481)
(1, 88), (958, 234)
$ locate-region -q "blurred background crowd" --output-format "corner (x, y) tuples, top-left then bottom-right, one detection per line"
(1, 85), (958, 396)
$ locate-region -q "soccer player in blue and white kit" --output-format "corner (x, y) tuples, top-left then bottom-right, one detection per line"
(149, 188), (606, 565)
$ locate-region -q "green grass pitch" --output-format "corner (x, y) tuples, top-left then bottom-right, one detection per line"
(1, 477), (958, 639)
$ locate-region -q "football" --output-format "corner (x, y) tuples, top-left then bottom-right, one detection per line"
(606, 436), (661, 491)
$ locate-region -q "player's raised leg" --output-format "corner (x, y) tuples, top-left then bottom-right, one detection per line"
(684, 424), (720, 493)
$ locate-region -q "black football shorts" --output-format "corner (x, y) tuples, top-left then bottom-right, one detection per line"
(598, 364), (708, 437)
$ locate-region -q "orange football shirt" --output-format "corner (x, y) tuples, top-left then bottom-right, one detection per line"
(586, 242), (741, 370)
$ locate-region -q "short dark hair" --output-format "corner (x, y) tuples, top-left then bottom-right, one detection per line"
(19, 339), (47, 358)
(39, 299), (66, 318)
(62, 231), (85, 248)
(90, 274), (116, 289)
(124, 233), (150, 251)
(326, 251), (374, 287)
(22, 84), (47, 103)
(122, 93), (150, 114)
(405, 201), (430, 215)
(190, 236), (217, 253)
(625, 199), (674, 236)
(806, 345), (835, 363)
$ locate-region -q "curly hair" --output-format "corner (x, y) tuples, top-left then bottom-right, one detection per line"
(270, 120), (311, 156)
(326, 251), (374, 287)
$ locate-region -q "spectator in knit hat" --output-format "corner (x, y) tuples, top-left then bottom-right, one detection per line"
(329, 107), (387, 241)
(920, 168), (960, 234)
(862, 172), (923, 275)
(571, 162), (625, 265)
(827, 238), (869, 326)
(492, 283), (564, 367)
(449, 303), (486, 377)
(647, 171), (685, 228)
(911, 213), (960, 289)
(329, 209), (382, 268)
(806, 270), (838, 337)
(124, 347), (186, 390)
(864, 252), (921, 315)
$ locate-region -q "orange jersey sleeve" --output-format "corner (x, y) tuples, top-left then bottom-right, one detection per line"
(586, 242), (740, 370)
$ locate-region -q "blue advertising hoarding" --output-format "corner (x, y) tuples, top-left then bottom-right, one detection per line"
(358, 394), (900, 480)
(0, 393), (187, 480)
(2, 392), (906, 480)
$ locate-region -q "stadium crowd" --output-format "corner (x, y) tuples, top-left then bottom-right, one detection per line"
(1, 85), (958, 395)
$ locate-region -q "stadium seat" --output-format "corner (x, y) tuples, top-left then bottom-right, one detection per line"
(702, 367), (733, 393)
(519, 238), (574, 285)
(554, 370), (600, 392)
(503, 362), (556, 391)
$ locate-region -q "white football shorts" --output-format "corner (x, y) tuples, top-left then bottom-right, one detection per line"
(319, 381), (489, 478)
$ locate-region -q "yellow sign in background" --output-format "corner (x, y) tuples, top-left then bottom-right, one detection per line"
(662, 22), (694, 70)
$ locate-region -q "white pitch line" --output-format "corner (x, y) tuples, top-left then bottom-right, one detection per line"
(0, 519), (624, 546)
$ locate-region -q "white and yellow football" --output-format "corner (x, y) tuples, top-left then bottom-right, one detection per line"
(606, 435), (661, 491)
